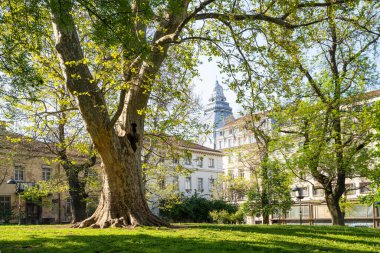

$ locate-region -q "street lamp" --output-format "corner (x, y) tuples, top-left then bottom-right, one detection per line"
(292, 186), (304, 225)
(6, 179), (21, 225)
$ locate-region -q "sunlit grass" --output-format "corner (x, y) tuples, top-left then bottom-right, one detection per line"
(0, 224), (379, 252)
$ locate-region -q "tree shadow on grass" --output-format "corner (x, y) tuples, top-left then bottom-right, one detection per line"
(193, 224), (380, 249)
(195, 224), (379, 238)
(0, 226), (379, 253)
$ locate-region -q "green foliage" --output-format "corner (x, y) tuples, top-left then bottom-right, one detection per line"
(359, 101), (380, 206)
(21, 178), (68, 206)
(0, 208), (13, 224)
(159, 194), (237, 223)
(209, 208), (245, 224)
(215, 174), (250, 202)
(221, 0), (380, 224)
(0, 0), (46, 90)
(242, 160), (292, 219)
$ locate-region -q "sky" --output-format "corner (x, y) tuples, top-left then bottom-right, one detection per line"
(194, 56), (380, 116)
(193, 57), (242, 116)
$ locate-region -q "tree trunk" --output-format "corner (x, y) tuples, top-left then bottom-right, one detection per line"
(262, 213), (270, 225)
(326, 193), (345, 226)
(75, 136), (168, 228)
(50, 0), (181, 228)
(261, 190), (270, 225)
(66, 167), (88, 223)
(261, 150), (270, 225)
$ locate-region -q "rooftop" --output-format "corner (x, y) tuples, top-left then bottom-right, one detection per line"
(177, 140), (222, 154)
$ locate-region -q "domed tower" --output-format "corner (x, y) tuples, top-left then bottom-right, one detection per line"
(199, 80), (233, 149)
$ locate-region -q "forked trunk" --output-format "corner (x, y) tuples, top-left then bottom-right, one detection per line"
(326, 193), (345, 226)
(75, 138), (168, 228)
(50, 0), (176, 228)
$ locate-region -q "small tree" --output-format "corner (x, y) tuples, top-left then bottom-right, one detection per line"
(242, 160), (292, 224)
(223, 1), (380, 226)
(359, 100), (380, 206)
(218, 173), (250, 204)
(2, 81), (99, 223)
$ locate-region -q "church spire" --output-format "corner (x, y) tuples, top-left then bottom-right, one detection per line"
(210, 79), (226, 102)
(199, 79), (234, 149)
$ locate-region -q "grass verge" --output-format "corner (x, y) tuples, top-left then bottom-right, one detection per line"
(0, 224), (379, 252)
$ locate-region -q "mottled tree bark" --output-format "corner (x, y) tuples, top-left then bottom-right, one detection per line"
(49, 0), (189, 228)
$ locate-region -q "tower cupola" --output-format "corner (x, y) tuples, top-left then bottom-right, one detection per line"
(199, 79), (234, 149)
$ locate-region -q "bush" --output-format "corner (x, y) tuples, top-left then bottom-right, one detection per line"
(209, 210), (230, 224)
(0, 209), (13, 224)
(159, 194), (238, 223)
(210, 208), (245, 224)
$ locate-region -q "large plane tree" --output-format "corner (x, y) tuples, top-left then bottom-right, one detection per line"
(0, 0), (367, 228)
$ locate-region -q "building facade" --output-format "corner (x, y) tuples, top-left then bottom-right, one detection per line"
(147, 140), (224, 215)
(203, 87), (380, 227)
(199, 80), (234, 149)
(0, 125), (73, 224)
(175, 143), (224, 198)
(1, 85), (379, 226)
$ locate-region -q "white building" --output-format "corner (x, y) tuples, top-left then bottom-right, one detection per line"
(199, 80), (234, 150)
(198, 83), (380, 227)
(175, 142), (224, 198)
(147, 140), (224, 215)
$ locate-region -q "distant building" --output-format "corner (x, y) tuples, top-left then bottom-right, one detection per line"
(201, 87), (380, 227)
(147, 139), (224, 215)
(0, 125), (73, 224)
(174, 141), (224, 197)
(199, 80), (233, 149)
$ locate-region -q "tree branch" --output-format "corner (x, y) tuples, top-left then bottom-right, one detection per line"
(154, 0), (215, 45)
(108, 55), (141, 129)
(195, 12), (327, 29)
(297, 62), (328, 103)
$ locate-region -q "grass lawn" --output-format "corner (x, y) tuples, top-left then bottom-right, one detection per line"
(0, 224), (379, 253)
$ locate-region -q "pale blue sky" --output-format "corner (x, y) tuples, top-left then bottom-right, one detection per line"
(194, 56), (380, 116)
(193, 57), (241, 115)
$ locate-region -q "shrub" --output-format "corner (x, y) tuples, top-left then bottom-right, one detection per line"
(0, 209), (13, 224)
(209, 208), (245, 224)
(159, 194), (237, 223)
(209, 210), (230, 224)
